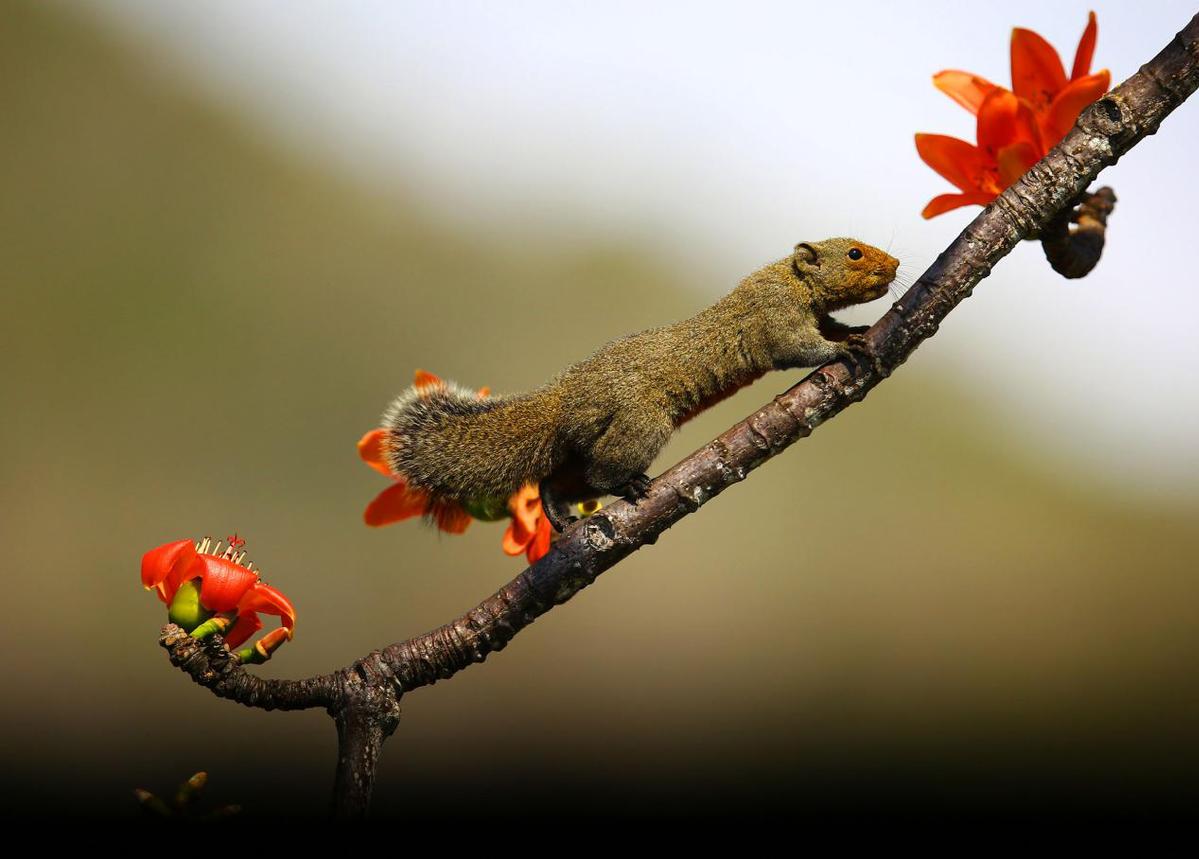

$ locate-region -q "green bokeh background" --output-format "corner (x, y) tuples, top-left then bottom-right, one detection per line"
(3, 3), (1197, 820)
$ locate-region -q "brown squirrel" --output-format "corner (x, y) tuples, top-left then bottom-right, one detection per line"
(382, 237), (898, 532)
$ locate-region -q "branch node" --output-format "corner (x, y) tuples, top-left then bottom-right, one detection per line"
(585, 514), (616, 550)
(670, 480), (706, 513)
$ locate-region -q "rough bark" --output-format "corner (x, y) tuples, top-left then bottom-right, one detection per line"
(158, 13), (1199, 818)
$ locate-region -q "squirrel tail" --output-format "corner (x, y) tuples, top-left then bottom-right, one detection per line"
(380, 372), (560, 524)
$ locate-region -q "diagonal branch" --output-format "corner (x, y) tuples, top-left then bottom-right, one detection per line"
(159, 13), (1199, 817)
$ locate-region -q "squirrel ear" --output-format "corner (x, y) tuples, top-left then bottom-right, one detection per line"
(794, 242), (820, 268)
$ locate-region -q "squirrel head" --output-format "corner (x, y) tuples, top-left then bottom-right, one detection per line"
(792, 237), (899, 311)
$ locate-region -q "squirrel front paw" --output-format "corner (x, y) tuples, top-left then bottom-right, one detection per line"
(838, 332), (870, 358)
(838, 333), (888, 377)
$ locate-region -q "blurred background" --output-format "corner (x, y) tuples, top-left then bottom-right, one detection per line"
(3, 0), (1197, 821)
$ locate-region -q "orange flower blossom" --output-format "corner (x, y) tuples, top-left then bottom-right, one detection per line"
(501, 484), (554, 565)
(141, 535), (296, 663)
(358, 369), (554, 564)
(916, 11), (1110, 218)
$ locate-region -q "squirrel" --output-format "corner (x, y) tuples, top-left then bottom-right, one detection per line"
(382, 237), (898, 532)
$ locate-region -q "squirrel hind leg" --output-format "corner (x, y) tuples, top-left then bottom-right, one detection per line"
(539, 459), (598, 533)
(584, 412), (672, 501)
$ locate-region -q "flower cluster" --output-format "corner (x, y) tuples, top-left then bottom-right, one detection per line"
(141, 535), (295, 664)
(917, 11), (1110, 218)
(359, 369), (554, 564)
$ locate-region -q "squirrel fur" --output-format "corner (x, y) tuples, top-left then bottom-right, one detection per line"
(382, 237), (898, 531)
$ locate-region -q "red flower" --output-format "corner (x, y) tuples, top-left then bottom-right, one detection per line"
(501, 484), (553, 564)
(141, 536), (295, 661)
(917, 11), (1110, 218)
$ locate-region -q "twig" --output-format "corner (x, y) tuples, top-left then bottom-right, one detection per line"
(159, 13), (1199, 818)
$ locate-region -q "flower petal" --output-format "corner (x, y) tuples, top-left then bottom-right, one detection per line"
(508, 485), (542, 538)
(413, 369), (444, 393)
(921, 192), (996, 219)
(502, 521), (530, 555)
(1043, 70), (1110, 145)
(364, 480), (429, 527)
(141, 539), (198, 604)
(357, 428), (394, 477)
(1071, 11), (1098, 82)
(194, 554), (258, 613)
(933, 70), (1001, 114)
(225, 611), (263, 649)
(432, 500), (473, 535)
(914, 134), (991, 194)
(1011, 26), (1068, 113)
(239, 582), (296, 632)
(503, 486), (543, 555)
(224, 581), (297, 648)
(996, 141), (1040, 188)
(526, 515), (553, 564)
(977, 89), (1042, 164)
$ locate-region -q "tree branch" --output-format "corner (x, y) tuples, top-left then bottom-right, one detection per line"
(159, 13), (1199, 817)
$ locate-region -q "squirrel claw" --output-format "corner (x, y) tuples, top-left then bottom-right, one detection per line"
(617, 473), (653, 502)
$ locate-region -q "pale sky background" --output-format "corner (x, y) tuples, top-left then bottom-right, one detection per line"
(81, 0), (1198, 495)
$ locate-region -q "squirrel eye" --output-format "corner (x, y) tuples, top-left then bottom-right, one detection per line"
(847, 248), (863, 261)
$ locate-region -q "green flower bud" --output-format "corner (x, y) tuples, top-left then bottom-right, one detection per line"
(167, 579), (214, 632)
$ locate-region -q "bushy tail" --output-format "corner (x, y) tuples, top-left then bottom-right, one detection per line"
(382, 375), (560, 505)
